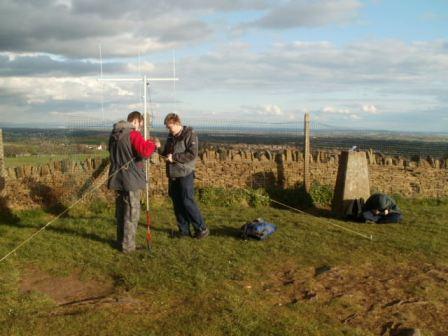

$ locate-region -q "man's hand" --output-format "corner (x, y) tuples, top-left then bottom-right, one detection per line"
(166, 154), (173, 163)
(153, 138), (161, 148)
(383, 209), (389, 215)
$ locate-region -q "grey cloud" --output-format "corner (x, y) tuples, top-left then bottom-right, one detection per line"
(156, 19), (212, 43)
(72, 0), (269, 18)
(0, 54), (126, 77)
(0, 1), (208, 57)
(0, 0), (269, 57)
(249, 0), (361, 29)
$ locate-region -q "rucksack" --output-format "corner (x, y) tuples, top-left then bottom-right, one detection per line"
(241, 218), (277, 240)
(346, 198), (365, 220)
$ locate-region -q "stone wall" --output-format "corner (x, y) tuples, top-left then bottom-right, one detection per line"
(1, 148), (448, 210)
(0, 129), (5, 179)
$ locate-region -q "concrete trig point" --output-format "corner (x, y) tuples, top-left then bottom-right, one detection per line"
(332, 150), (370, 216)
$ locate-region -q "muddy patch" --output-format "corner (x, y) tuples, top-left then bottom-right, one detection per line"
(20, 265), (147, 317)
(20, 266), (115, 305)
(261, 262), (448, 335)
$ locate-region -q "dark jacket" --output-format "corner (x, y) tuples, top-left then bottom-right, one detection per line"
(161, 126), (198, 178)
(108, 121), (146, 191)
(363, 193), (401, 214)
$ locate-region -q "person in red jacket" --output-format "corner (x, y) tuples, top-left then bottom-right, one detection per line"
(108, 111), (160, 253)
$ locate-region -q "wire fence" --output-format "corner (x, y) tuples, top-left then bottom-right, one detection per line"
(7, 113), (442, 158)
(310, 120), (448, 159)
(1, 113), (447, 213)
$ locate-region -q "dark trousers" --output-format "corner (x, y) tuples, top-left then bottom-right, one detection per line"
(362, 211), (403, 224)
(168, 173), (206, 235)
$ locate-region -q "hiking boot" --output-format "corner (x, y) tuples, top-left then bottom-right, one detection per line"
(195, 227), (209, 240)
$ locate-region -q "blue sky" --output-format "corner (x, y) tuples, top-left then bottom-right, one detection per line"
(0, 0), (447, 132)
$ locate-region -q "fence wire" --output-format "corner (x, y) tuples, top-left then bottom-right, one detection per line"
(310, 120), (448, 159)
(1, 113), (447, 213)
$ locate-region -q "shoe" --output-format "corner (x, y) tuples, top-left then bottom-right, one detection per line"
(195, 227), (209, 240)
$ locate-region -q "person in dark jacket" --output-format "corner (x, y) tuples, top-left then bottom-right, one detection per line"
(161, 113), (209, 239)
(362, 193), (403, 224)
(108, 111), (160, 253)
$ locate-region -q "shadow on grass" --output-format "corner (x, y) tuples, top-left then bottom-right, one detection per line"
(306, 207), (335, 219)
(249, 179), (346, 222)
(265, 183), (314, 211)
(212, 226), (242, 239)
(146, 225), (174, 235)
(143, 222), (243, 239)
(1, 215), (116, 248)
(49, 225), (116, 248)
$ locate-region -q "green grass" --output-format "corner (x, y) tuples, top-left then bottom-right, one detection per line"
(0, 196), (447, 335)
(5, 153), (108, 168)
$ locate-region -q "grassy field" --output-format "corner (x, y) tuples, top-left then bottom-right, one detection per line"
(0, 196), (447, 336)
(4, 153), (108, 168)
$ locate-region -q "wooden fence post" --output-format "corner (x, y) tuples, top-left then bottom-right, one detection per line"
(304, 113), (311, 192)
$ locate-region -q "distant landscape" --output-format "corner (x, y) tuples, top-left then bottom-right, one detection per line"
(2, 127), (447, 168)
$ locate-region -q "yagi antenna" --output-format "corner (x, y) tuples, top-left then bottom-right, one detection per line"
(173, 50), (176, 112)
(97, 49), (179, 253)
(99, 44), (104, 121)
(138, 49), (142, 104)
(97, 49), (179, 138)
(138, 50), (141, 75)
(99, 44), (103, 78)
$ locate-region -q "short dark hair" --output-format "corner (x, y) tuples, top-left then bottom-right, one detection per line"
(127, 111), (143, 123)
(164, 113), (181, 125)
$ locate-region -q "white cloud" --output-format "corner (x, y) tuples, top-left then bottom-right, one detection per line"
(127, 61), (155, 74)
(362, 104), (378, 114)
(179, 39), (448, 94)
(240, 104), (284, 116)
(323, 106), (351, 114)
(1, 38), (448, 131)
(349, 114), (361, 120)
(0, 76), (136, 104)
(320, 106), (362, 121)
(262, 104), (283, 116)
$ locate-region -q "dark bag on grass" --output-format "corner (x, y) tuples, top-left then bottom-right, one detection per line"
(241, 218), (277, 240)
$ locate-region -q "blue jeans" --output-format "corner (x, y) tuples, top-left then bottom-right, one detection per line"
(168, 173), (206, 235)
(362, 211), (403, 224)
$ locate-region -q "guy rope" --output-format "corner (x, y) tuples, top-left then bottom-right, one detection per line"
(0, 157), (136, 263)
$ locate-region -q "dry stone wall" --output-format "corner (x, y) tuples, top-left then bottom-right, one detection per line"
(1, 148), (447, 210)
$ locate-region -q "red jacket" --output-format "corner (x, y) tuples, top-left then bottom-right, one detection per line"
(130, 130), (156, 158)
